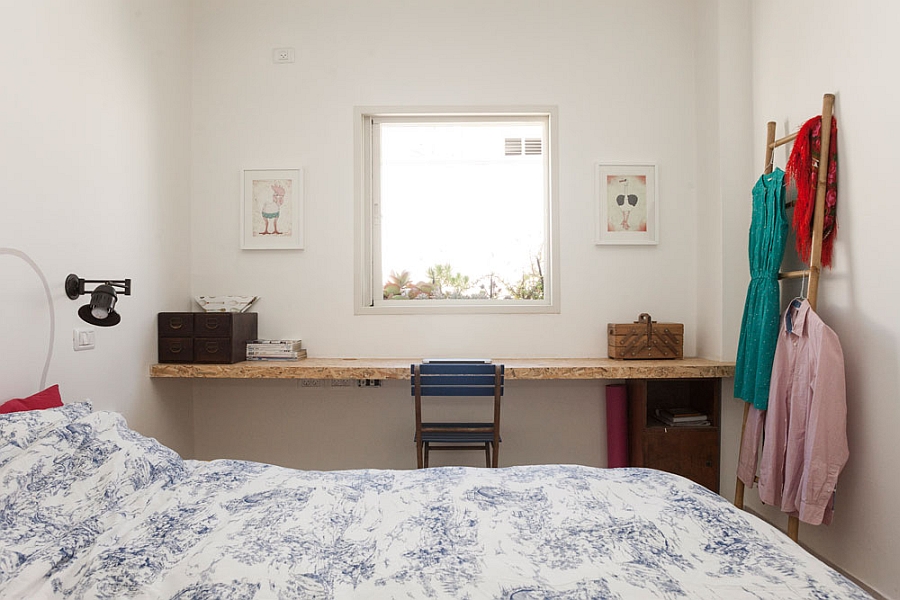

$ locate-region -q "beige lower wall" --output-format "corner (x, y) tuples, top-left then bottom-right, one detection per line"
(193, 379), (606, 471)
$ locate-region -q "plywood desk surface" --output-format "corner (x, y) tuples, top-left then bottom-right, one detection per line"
(150, 357), (735, 381)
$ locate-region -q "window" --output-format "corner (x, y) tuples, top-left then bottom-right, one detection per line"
(356, 108), (558, 314)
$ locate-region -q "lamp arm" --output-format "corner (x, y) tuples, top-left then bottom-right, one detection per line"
(65, 274), (131, 299)
(84, 278), (131, 295)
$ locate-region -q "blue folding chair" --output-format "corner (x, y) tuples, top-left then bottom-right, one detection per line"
(412, 362), (504, 468)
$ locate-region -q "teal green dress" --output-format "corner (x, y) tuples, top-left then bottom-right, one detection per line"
(734, 168), (788, 410)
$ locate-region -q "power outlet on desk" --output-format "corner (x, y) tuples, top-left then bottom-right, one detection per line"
(330, 379), (355, 387)
(358, 379), (382, 388)
(299, 379), (323, 388)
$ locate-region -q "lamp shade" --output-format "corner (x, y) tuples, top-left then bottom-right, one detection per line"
(77, 284), (121, 327)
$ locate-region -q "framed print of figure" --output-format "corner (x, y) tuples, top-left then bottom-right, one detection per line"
(595, 163), (658, 245)
(241, 168), (304, 250)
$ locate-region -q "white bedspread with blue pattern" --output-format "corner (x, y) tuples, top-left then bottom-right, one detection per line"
(1, 403), (871, 599)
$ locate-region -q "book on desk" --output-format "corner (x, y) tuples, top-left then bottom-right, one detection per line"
(246, 340), (306, 361)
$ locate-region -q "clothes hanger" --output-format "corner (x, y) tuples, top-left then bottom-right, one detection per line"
(785, 276), (809, 333)
(799, 271), (809, 301)
(788, 278), (807, 308)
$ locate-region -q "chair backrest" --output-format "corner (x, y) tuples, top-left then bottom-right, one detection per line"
(411, 362), (504, 426)
(411, 362), (504, 397)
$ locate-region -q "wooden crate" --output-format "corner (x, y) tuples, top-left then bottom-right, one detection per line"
(608, 313), (683, 360)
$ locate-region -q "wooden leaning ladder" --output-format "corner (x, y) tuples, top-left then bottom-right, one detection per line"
(733, 93), (836, 543)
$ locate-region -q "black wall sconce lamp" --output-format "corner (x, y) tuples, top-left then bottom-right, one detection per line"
(65, 274), (132, 327)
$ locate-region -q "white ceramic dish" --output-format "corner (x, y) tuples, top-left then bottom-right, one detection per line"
(194, 295), (259, 313)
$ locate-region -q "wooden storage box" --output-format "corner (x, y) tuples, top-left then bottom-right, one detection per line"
(627, 378), (720, 492)
(608, 313), (683, 360)
(158, 312), (258, 364)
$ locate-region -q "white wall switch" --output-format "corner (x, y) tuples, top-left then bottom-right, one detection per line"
(73, 327), (95, 351)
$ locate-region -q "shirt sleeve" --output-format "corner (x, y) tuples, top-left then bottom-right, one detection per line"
(737, 406), (765, 487)
(798, 325), (849, 525)
(757, 330), (790, 508)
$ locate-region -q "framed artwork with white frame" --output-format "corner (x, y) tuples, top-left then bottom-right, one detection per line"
(595, 163), (658, 245)
(241, 168), (304, 250)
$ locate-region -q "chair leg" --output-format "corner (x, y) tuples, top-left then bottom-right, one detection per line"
(484, 443), (491, 468)
(491, 442), (499, 468)
(416, 438), (424, 469)
(424, 442), (430, 468)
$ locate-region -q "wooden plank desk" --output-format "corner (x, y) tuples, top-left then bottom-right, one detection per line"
(150, 357), (734, 380)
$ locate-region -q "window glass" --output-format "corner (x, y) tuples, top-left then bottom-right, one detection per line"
(360, 111), (556, 314)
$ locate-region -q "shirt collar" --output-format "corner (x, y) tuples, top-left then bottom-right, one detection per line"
(785, 298), (810, 336)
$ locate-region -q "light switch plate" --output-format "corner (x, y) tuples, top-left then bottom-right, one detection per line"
(73, 327), (95, 351)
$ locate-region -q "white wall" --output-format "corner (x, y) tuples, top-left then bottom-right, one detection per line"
(0, 1), (194, 455)
(718, 1), (900, 597)
(693, 7), (756, 567)
(187, 0), (715, 476)
(189, 0), (704, 357)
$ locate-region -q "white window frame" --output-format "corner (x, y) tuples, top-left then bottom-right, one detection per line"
(354, 106), (559, 315)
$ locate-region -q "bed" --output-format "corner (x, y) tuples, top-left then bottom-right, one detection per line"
(1, 403), (872, 599)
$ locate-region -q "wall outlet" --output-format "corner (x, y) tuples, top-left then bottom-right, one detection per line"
(358, 379), (382, 388)
(299, 379), (323, 388)
(330, 379), (356, 387)
(273, 47), (295, 63)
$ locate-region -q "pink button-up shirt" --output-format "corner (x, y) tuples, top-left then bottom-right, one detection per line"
(737, 299), (848, 526)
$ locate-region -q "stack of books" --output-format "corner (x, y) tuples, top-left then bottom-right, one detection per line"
(654, 407), (710, 426)
(246, 339), (307, 361)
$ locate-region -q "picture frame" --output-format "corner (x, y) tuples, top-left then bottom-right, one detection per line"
(595, 163), (658, 245)
(241, 168), (304, 250)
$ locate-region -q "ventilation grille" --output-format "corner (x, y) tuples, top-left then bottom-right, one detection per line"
(505, 138), (542, 156)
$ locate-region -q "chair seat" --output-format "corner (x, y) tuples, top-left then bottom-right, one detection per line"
(420, 422), (499, 444)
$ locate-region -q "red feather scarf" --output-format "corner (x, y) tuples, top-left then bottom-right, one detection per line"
(785, 115), (839, 268)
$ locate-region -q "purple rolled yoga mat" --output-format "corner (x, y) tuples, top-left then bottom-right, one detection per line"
(605, 383), (628, 468)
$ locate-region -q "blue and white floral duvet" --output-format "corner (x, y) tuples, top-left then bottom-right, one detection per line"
(1, 403), (871, 599)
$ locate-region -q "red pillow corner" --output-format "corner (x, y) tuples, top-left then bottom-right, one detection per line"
(0, 384), (63, 414)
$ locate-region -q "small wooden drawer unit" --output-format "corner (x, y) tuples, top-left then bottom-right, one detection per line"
(158, 312), (258, 364)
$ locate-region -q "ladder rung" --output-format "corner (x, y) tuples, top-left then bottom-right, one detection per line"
(779, 269), (810, 280)
(769, 130), (799, 149)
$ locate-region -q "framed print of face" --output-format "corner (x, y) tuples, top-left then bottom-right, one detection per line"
(595, 163), (658, 245)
